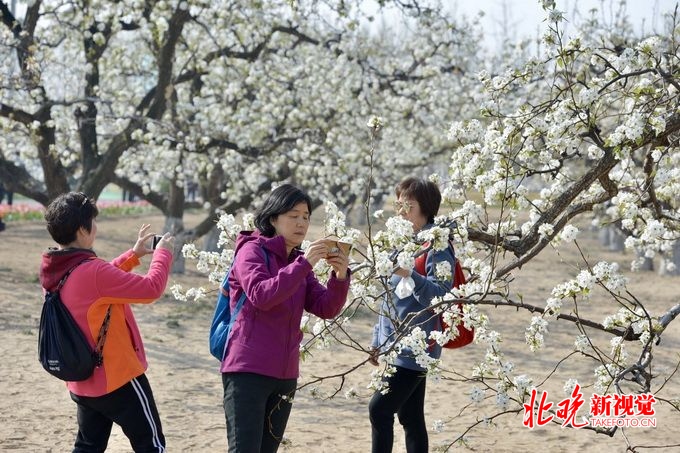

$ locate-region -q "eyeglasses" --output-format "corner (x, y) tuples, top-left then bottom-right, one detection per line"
(393, 200), (413, 213)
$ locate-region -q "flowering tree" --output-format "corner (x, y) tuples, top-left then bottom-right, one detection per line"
(0, 0), (480, 266)
(179, 1), (680, 450)
(5, 0), (679, 448)
(432, 2), (680, 447)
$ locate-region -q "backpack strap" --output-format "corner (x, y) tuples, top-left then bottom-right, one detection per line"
(414, 249), (427, 276)
(222, 266), (245, 323)
(55, 258), (92, 291)
(414, 241), (463, 286)
(93, 305), (112, 366)
(224, 245), (270, 301)
(220, 246), (269, 359)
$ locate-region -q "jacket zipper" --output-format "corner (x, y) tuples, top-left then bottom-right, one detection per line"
(284, 299), (292, 376)
(125, 315), (139, 352)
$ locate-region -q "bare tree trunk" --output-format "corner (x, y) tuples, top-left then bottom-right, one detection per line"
(598, 226), (610, 247)
(164, 216), (185, 274)
(203, 225), (220, 252)
(659, 242), (680, 276)
(165, 180), (186, 274)
(636, 249), (654, 271)
(608, 226), (625, 252)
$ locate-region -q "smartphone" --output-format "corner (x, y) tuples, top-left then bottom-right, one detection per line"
(323, 239), (351, 258)
(152, 235), (163, 250)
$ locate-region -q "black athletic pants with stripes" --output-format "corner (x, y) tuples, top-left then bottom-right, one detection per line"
(69, 374), (165, 453)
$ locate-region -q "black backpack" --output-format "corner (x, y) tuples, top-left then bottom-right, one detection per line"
(38, 259), (111, 381)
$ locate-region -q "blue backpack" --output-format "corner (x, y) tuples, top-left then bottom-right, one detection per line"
(209, 248), (268, 361)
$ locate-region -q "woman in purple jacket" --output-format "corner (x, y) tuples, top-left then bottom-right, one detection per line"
(222, 184), (350, 452)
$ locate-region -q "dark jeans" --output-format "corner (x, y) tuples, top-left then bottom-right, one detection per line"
(69, 374), (165, 452)
(222, 372), (297, 453)
(369, 366), (428, 453)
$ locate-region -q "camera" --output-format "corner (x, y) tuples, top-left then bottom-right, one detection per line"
(152, 235), (163, 250)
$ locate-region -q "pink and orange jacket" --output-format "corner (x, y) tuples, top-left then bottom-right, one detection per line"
(39, 247), (172, 397)
(222, 230), (350, 379)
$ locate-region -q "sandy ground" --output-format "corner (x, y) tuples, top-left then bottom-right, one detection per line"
(1, 210), (679, 452)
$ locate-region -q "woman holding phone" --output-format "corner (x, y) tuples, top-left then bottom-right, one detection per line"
(221, 184), (350, 453)
(40, 191), (174, 452)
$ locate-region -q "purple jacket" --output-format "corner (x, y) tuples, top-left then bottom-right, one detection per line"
(221, 230), (350, 379)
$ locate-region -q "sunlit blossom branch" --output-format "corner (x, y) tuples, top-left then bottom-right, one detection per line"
(594, 66), (658, 95)
(470, 297), (629, 337)
(485, 151), (619, 274)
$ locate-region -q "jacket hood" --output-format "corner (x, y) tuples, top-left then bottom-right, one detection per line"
(233, 230), (300, 261)
(40, 247), (97, 291)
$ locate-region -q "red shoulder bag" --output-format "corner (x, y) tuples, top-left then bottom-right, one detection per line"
(414, 244), (474, 349)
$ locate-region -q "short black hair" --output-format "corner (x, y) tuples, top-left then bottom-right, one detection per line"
(45, 192), (99, 245)
(255, 184), (312, 237)
(395, 177), (441, 224)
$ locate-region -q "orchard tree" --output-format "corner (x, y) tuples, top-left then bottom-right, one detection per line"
(0, 0), (481, 271)
(434, 1), (680, 447)
(180, 1), (680, 450)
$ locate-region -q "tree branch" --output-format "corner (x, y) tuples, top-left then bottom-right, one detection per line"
(0, 150), (49, 205)
(81, 6), (192, 198)
(0, 103), (34, 124)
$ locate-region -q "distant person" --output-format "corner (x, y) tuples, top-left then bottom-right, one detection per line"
(39, 191), (175, 452)
(0, 182), (12, 205)
(187, 180), (198, 202)
(221, 184), (350, 452)
(122, 188), (136, 202)
(368, 177), (456, 453)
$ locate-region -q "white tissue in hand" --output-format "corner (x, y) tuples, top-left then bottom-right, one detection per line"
(395, 276), (415, 298)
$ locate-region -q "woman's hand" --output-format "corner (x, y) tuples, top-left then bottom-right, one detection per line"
(393, 267), (410, 278)
(155, 232), (176, 253)
(368, 347), (380, 366)
(304, 239), (330, 267)
(133, 225), (175, 257)
(132, 224), (156, 257)
(326, 248), (349, 279)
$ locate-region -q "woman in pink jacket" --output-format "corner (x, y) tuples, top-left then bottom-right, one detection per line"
(222, 184), (350, 452)
(39, 192), (174, 452)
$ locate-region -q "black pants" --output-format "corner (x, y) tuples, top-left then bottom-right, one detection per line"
(222, 372), (297, 453)
(369, 366), (428, 453)
(69, 374), (165, 452)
